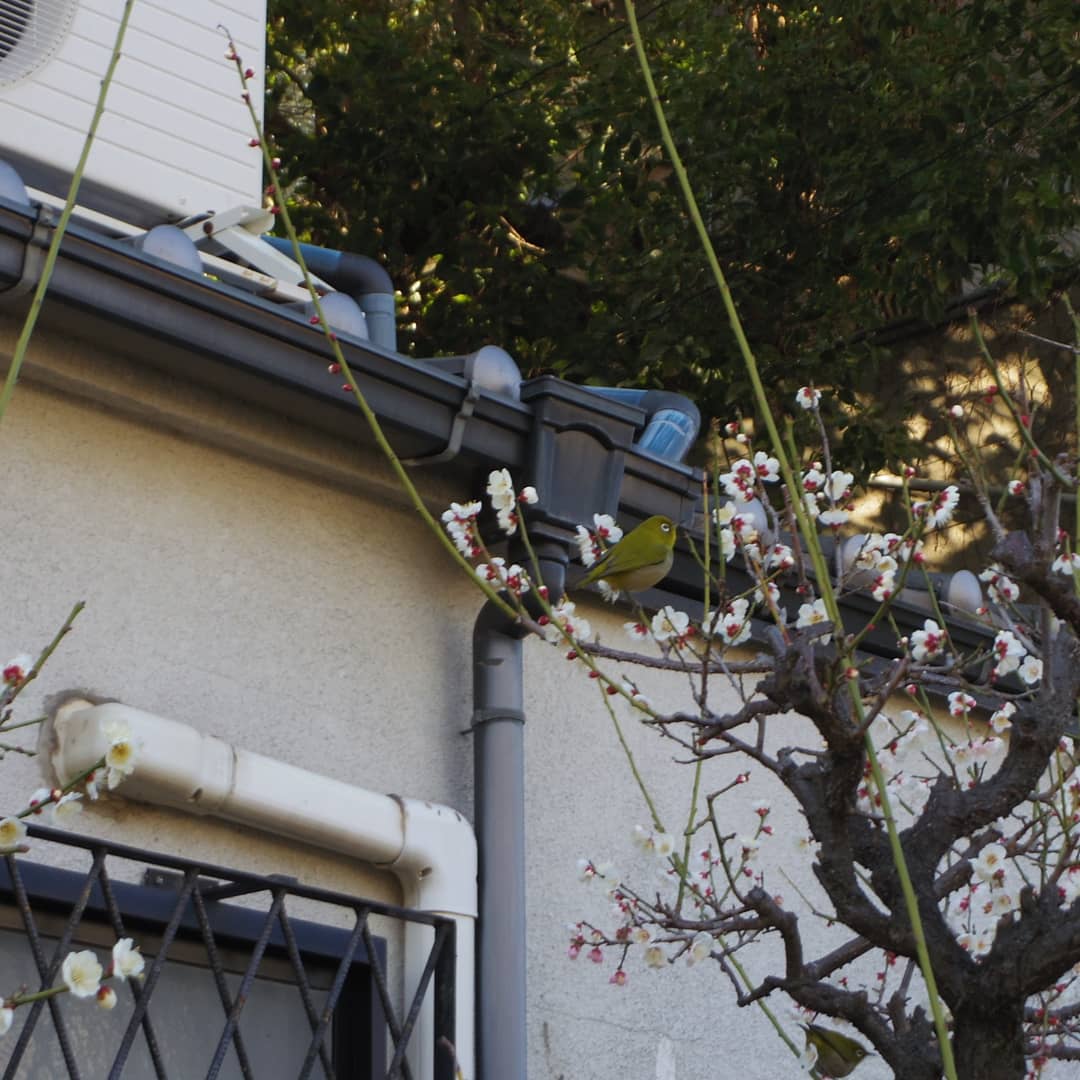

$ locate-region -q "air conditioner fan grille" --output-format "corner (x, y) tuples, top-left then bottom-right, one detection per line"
(0, 0), (77, 86)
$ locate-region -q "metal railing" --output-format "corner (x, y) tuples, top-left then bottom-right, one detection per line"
(0, 823), (457, 1080)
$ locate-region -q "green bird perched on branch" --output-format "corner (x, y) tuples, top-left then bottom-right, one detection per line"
(803, 1024), (871, 1078)
(577, 515), (676, 599)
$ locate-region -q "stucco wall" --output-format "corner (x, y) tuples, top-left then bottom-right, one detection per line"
(0, 329), (890, 1078)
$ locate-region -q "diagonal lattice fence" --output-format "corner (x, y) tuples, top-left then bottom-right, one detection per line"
(0, 823), (457, 1080)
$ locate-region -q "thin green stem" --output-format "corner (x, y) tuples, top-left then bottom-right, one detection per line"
(624, 5), (957, 1075)
(2, 602), (86, 713)
(223, 43), (519, 622)
(0, 3), (138, 425)
(1064, 294), (1080, 544)
(600, 687), (663, 831)
(971, 315), (1070, 486)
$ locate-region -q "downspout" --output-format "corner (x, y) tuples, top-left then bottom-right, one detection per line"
(45, 698), (474, 1080)
(472, 541), (567, 1080)
(263, 236), (397, 352)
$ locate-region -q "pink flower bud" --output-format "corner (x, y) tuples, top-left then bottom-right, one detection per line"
(327, 362), (341, 375)
(588, 947), (603, 964)
(248, 138), (260, 147)
(244, 67), (255, 79)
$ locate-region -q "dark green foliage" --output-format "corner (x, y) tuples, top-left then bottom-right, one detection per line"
(266, 0), (1079, 473)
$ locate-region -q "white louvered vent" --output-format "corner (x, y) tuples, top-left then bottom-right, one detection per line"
(0, 0), (265, 224)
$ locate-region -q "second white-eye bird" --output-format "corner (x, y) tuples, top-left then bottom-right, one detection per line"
(577, 515), (677, 599)
(802, 1024), (871, 1077)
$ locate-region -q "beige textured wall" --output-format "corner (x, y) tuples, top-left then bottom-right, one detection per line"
(0, 328), (889, 1078)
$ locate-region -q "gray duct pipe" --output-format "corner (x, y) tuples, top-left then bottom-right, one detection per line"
(585, 387), (700, 463)
(472, 542), (567, 1080)
(263, 236), (397, 351)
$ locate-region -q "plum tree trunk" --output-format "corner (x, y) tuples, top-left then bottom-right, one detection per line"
(952, 999), (1026, 1080)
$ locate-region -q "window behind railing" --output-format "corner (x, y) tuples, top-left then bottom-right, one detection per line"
(0, 823), (457, 1080)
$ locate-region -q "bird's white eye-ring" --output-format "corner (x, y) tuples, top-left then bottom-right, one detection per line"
(661, 523), (671, 532)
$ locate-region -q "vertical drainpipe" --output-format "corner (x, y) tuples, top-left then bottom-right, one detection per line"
(472, 542), (567, 1080)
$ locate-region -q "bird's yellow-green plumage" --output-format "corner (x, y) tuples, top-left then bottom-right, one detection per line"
(802, 1024), (871, 1078)
(578, 515), (677, 596)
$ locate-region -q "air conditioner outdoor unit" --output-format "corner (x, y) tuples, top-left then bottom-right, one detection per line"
(0, 0), (265, 225)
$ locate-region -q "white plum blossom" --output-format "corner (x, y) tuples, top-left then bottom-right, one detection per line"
(819, 508), (849, 528)
(948, 691), (977, 717)
(0, 1006), (11, 1036)
(753, 451), (781, 483)
(1018, 656), (1043, 685)
(958, 929), (993, 958)
(871, 569), (896, 602)
(543, 600), (593, 646)
(795, 386), (821, 410)
(990, 702), (1016, 734)
(2, 653), (32, 684)
(979, 567), (1020, 605)
(991, 631), (1026, 679)
(716, 527), (737, 562)
(1059, 868), (1080, 907)
(915, 485), (960, 529)
(765, 543), (794, 571)
(623, 620), (649, 642)
(633, 826), (674, 858)
(0, 817), (27, 853)
(801, 467), (826, 494)
(485, 468), (515, 512)
(519, 486), (539, 505)
(754, 580), (782, 614)
(111, 938), (145, 981)
(651, 607), (691, 644)
(795, 598), (831, 644)
(592, 514), (623, 544)
(1052, 552), (1080, 574)
(910, 619), (946, 662)
(61, 950), (103, 999)
(644, 944), (667, 969)
(973, 844), (1008, 884)
(104, 720), (138, 790)
(1007, 479), (1026, 496)
(717, 598), (752, 646)
(827, 470), (854, 502)
(686, 932), (713, 966)
(495, 505), (518, 535)
(738, 836), (761, 862)
(575, 525), (599, 568)
(53, 792), (83, 824)
(440, 501), (482, 554)
(96, 987), (117, 1011)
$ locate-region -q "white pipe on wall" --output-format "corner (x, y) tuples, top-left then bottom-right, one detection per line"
(47, 699), (476, 1080)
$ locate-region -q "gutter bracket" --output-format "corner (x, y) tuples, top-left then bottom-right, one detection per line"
(0, 203), (56, 302)
(402, 378), (482, 467)
(470, 707), (525, 729)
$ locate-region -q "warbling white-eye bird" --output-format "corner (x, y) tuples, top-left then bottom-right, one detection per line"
(802, 1024), (871, 1078)
(577, 515), (677, 599)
